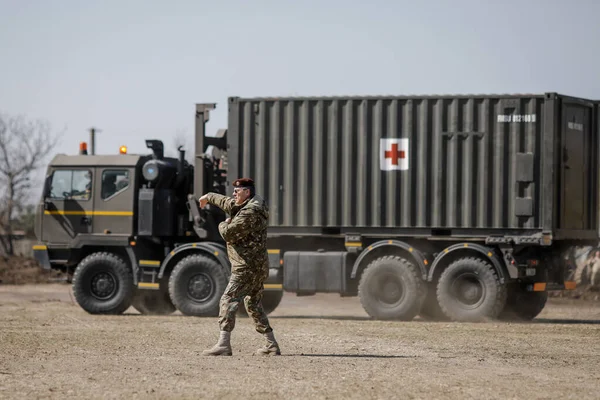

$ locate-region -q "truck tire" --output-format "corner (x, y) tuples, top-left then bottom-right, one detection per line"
(261, 289), (284, 314)
(72, 252), (134, 315)
(132, 288), (176, 315)
(358, 255), (425, 321)
(419, 283), (449, 321)
(499, 289), (548, 321)
(168, 254), (228, 317)
(436, 257), (507, 322)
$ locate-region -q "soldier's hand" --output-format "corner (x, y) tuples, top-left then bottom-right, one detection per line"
(225, 217), (231, 223)
(198, 194), (209, 208)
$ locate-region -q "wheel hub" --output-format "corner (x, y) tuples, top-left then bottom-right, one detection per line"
(187, 273), (214, 302)
(374, 274), (404, 306)
(461, 282), (482, 301)
(451, 273), (485, 308)
(382, 281), (402, 303)
(91, 272), (117, 300)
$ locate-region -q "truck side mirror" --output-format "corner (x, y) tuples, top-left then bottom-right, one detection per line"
(43, 174), (52, 198)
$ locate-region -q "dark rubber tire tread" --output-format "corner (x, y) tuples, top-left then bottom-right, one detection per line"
(72, 252), (134, 315)
(168, 253), (228, 317)
(499, 289), (548, 321)
(358, 255), (425, 321)
(132, 288), (177, 315)
(419, 283), (450, 321)
(436, 256), (507, 322)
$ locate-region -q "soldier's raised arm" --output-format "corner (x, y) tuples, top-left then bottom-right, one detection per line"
(199, 192), (236, 215)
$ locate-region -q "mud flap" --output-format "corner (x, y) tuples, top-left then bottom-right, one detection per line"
(32, 245), (51, 270)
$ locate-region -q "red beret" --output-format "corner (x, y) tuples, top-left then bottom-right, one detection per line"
(233, 178), (255, 188)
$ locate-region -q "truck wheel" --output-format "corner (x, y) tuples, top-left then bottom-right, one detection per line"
(168, 254), (228, 317)
(72, 252), (134, 315)
(261, 289), (284, 314)
(419, 283), (449, 321)
(436, 257), (507, 322)
(358, 255), (425, 321)
(132, 288), (176, 315)
(499, 289), (548, 321)
(237, 288), (284, 317)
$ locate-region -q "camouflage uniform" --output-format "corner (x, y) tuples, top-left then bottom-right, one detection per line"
(205, 191), (272, 334)
(202, 178), (280, 356)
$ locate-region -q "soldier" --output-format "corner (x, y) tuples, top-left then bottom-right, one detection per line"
(198, 178), (281, 356)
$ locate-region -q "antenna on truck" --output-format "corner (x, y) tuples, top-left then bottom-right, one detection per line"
(89, 127), (100, 155)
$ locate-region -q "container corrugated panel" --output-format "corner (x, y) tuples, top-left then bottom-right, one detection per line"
(226, 93), (598, 238)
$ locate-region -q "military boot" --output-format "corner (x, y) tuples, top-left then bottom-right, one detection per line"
(255, 330), (281, 356)
(202, 331), (232, 356)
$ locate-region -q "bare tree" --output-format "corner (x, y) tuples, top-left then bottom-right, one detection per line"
(0, 112), (61, 255)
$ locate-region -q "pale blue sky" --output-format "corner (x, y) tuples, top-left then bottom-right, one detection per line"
(1, 0), (599, 163)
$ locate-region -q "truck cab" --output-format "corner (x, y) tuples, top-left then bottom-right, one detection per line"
(35, 153), (139, 265)
(32, 132), (284, 317)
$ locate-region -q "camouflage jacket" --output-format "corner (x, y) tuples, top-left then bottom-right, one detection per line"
(205, 192), (269, 273)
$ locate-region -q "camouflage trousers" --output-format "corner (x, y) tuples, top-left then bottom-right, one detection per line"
(218, 266), (273, 334)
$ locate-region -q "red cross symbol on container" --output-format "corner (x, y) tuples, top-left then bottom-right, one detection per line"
(380, 138), (409, 171)
(384, 143), (406, 165)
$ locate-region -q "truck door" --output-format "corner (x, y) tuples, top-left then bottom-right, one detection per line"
(560, 103), (592, 230)
(41, 168), (95, 244)
(91, 167), (134, 235)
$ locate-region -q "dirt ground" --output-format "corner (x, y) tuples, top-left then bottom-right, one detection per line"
(0, 284), (598, 399)
(0, 256), (65, 285)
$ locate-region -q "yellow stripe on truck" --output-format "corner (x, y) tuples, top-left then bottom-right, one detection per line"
(139, 260), (161, 267)
(44, 211), (133, 216)
(345, 242), (362, 247)
(138, 283), (159, 289)
(264, 284), (283, 290)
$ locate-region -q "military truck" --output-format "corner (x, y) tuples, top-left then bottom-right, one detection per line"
(33, 93), (599, 322)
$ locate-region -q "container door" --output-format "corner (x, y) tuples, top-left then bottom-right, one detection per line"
(41, 168), (94, 244)
(560, 103), (591, 230)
